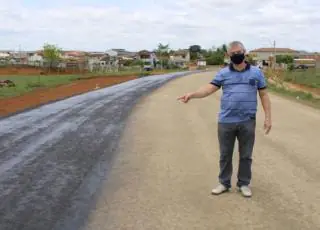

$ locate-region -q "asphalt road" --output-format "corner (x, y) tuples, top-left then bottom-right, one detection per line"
(0, 72), (194, 230)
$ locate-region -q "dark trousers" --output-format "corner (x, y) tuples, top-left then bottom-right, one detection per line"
(217, 119), (256, 188)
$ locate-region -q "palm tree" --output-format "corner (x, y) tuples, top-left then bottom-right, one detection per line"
(156, 43), (170, 69)
(222, 44), (227, 53)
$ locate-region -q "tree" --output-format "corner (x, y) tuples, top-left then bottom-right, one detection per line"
(221, 44), (227, 53)
(246, 54), (255, 65)
(189, 45), (201, 53)
(156, 43), (170, 69)
(202, 44), (227, 65)
(157, 43), (170, 54)
(276, 55), (293, 64)
(43, 43), (62, 71)
(205, 52), (224, 65)
(189, 45), (201, 61)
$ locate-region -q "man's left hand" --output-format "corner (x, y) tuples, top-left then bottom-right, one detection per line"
(264, 119), (272, 135)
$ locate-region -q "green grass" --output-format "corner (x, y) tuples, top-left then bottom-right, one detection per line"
(0, 75), (81, 98)
(283, 69), (320, 88)
(268, 82), (320, 109)
(0, 69), (185, 99)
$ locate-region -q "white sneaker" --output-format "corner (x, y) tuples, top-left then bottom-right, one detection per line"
(211, 184), (229, 195)
(239, 186), (252, 197)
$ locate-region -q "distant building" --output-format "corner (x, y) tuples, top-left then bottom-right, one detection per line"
(0, 52), (10, 59)
(137, 50), (158, 70)
(61, 51), (85, 60)
(169, 49), (190, 68)
(249, 48), (299, 61)
(137, 50), (157, 62)
(28, 53), (43, 66)
(297, 52), (320, 60)
(106, 49), (137, 60)
(297, 52), (320, 69)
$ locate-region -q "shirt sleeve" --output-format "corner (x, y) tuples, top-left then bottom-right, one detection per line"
(257, 69), (267, 90)
(210, 71), (223, 88)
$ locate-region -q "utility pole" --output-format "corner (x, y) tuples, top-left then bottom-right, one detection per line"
(18, 44), (22, 67)
(273, 40), (276, 69)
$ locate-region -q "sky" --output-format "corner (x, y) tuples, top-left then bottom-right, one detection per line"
(0, 0), (319, 52)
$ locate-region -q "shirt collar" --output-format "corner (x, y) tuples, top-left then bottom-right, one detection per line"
(229, 62), (251, 72)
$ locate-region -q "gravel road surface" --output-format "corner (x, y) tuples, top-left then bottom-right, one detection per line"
(0, 72), (194, 230)
(83, 71), (320, 230)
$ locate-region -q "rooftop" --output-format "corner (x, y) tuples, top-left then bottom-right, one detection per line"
(250, 48), (298, 53)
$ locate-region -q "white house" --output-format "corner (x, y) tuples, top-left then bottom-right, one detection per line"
(0, 52), (10, 59)
(169, 49), (190, 67)
(28, 53), (43, 66)
(105, 49), (118, 58)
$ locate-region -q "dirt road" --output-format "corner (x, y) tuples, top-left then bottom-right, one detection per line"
(83, 71), (320, 230)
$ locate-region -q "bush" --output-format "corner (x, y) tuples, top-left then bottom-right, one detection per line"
(138, 71), (151, 78)
(276, 55), (294, 64)
(206, 55), (224, 65)
(167, 63), (180, 69)
(288, 64), (294, 71)
(129, 60), (144, 67)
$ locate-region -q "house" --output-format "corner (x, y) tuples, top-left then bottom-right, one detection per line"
(105, 49), (137, 60)
(138, 50), (157, 62)
(296, 51), (320, 60)
(28, 53), (44, 66)
(169, 49), (190, 67)
(0, 51), (11, 65)
(87, 52), (105, 64)
(137, 50), (157, 69)
(105, 49), (121, 66)
(87, 53), (111, 72)
(105, 49), (118, 57)
(0, 51), (10, 59)
(112, 49), (137, 60)
(87, 52), (105, 58)
(9, 51), (32, 64)
(61, 51), (85, 61)
(249, 48), (299, 61)
(295, 51), (320, 69)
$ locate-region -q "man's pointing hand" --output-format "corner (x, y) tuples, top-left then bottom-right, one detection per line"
(177, 93), (192, 103)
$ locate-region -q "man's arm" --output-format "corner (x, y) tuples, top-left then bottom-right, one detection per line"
(189, 84), (220, 99)
(177, 71), (223, 103)
(259, 89), (272, 134)
(259, 89), (271, 119)
(256, 69), (271, 121)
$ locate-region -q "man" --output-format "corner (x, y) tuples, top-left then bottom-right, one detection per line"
(177, 41), (272, 198)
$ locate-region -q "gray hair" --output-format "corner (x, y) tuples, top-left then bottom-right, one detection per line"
(228, 41), (246, 52)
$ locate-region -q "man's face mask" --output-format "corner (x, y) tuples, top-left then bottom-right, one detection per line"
(230, 53), (245, 65)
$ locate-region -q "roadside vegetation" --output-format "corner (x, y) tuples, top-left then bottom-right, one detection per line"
(0, 68), (183, 99)
(264, 67), (320, 109)
(282, 69), (320, 88)
(0, 75), (79, 98)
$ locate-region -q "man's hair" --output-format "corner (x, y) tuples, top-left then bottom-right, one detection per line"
(228, 41), (246, 52)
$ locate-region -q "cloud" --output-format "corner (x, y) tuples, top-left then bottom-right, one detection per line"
(0, 0), (319, 51)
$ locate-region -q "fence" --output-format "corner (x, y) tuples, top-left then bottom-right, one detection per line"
(0, 59), (144, 75)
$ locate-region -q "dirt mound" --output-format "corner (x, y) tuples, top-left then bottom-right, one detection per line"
(0, 75), (136, 117)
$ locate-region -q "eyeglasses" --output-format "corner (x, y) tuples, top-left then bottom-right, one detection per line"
(230, 51), (244, 56)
